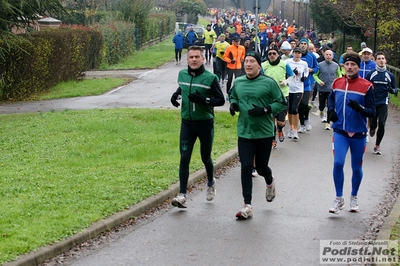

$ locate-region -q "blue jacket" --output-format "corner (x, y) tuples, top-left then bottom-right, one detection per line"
(300, 51), (319, 91)
(258, 32), (269, 45)
(358, 60), (376, 79)
(185, 31), (198, 45)
(173, 32), (185, 49)
(366, 68), (398, 105)
(328, 75), (376, 134)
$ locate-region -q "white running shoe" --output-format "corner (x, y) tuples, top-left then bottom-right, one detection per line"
(287, 129), (294, 139)
(206, 178), (216, 201)
(373, 146), (382, 155)
(266, 177), (276, 202)
(329, 197), (345, 214)
(252, 168), (259, 177)
(349, 195), (359, 212)
(292, 131), (299, 140)
(325, 123), (331, 130)
(236, 204), (253, 219)
(321, 116), (327, 123)
(171, 193), (187, 208)
(298, 125), (306, 133)
(305, 120), (312, 131)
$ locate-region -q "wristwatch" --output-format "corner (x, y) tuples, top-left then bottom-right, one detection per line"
(206, 98), (210, 104)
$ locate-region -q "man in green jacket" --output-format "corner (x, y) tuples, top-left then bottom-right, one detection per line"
(170, 45), (225, 208)
(229, 51), (287, 219)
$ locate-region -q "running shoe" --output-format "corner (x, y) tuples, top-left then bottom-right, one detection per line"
(370, 129), (376, 137)
(266, 177), (276, 202)
(287, 129), (294, 139)
(373, 146), (382, 155)
(278, 131), (285, 142)
(171, 193), (187, 208)
(319, 110), (324, 118)
(298, 125), (306, 133)
(305, 120), (312, 131)
(272, 140), (277, 149)
(321, 116), (327, 123)
(206, 178), (216, 201)
(292, 131), (299, 140)
(329, 197), (345, 214)
(349, 195), (359, 212)
(325, 123), (331, 130)
(311, 101), (317, 108)
(236, 204), (253, 219)
(308, 103), (313, 110)
(252, 168), (259, 177)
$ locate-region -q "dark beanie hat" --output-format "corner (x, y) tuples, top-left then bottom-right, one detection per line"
(267, 45), (280, 53)
(245, 51), (262, 66)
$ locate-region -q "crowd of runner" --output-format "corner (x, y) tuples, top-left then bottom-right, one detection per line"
(171, 9), (398, 217)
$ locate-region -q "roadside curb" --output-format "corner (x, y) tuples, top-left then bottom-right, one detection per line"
(372, 188), (400, 266)
(4, 148), (238, 266)
(376, 192), (400, 240)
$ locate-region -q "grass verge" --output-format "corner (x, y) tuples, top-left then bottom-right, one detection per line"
(31, 78), (133, 101)
(0, 109), (237, 264)
(101, 35), (181, 70)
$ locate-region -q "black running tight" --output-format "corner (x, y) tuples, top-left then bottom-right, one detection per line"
(179, 119), (214, 194)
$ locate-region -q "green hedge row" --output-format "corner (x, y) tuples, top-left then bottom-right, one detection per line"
(0, 11), (175, 101)
(94, 21), (136, 65)
(0, 27), (102, 101)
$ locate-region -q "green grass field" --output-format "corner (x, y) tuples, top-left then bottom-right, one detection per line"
(0, 109), (237, 263)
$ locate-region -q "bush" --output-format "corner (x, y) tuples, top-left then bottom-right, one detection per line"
(93, 21), (136, 65)
(140, 11), (176, 45)
(0, 26), (102, 101)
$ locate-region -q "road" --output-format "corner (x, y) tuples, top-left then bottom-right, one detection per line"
(2, 55), (400, 266)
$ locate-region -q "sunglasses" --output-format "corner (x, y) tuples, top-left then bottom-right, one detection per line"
(268, 52), (278, 56)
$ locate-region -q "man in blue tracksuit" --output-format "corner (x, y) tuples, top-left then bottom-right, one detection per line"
(297, 38), (319, 133)
(258, 28), (269, 59)
(366, 51), (398, 155)
(172, 29), (185, 65)
(327, 52), (376, 214)
(358, 47), (376, 79)
(185, 26), (198, 47)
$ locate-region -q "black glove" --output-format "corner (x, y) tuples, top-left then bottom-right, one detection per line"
(188, 91), (207, 104)
(293, 67), (298, 75)
(301, 76), (306, 82)
(327, 109), (338, 122)
(248, 104), (270, 117)
(348, 99), (365, 112)
(231, 59), (236, 64)
(170, 92), (180, 107)
(229, 103), (239, 116)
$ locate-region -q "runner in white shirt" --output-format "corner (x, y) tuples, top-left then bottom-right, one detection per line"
(285, 47), (309, 140)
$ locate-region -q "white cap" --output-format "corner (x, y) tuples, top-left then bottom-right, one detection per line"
(280, 41), (291, 50)
(361, 47), (373, 54)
